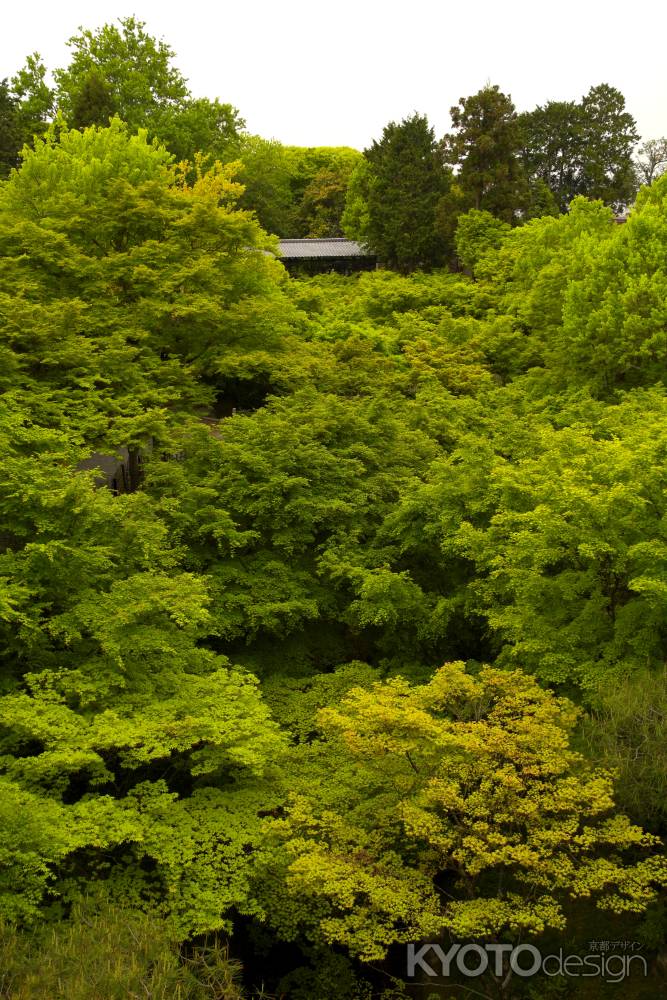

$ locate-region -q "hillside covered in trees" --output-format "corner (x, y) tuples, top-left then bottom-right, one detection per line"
(1, 15), (667, 1000)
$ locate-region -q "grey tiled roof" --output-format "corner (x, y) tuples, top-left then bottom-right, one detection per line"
(278, 238), (372, 259)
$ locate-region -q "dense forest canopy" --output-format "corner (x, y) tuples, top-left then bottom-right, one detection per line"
(1, 15), (667, 1000)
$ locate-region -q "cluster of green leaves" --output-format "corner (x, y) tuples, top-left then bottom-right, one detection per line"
(1, 17), (243, 172)
(234, 138), (363, 237)
(2, 17), (361, 239)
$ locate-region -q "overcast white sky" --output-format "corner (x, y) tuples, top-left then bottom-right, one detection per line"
(3, 0), (666, 149)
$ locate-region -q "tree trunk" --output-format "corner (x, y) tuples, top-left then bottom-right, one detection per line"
(126, 446), (143, 493)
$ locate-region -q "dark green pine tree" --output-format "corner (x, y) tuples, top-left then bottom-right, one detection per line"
(519, 85), (639, 212)
(518, 99), (583, 213)
(443, 84), (528, 223)
(577, 83), (638, 209)
(363, 113), (452, 272)
(0, 56), (53, 177)
(0, 79), (21, 177)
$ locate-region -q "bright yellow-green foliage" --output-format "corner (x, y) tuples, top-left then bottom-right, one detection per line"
(389, 392), (667, 689)
(454, 208), (511, 275)
(0, 122), (289, 935)
(0, 117), (296, 456)
(0, 417), (285, 931)
(264, 664), (666, 960)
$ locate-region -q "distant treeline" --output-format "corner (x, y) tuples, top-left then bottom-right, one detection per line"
(2, 15), (665, 260)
